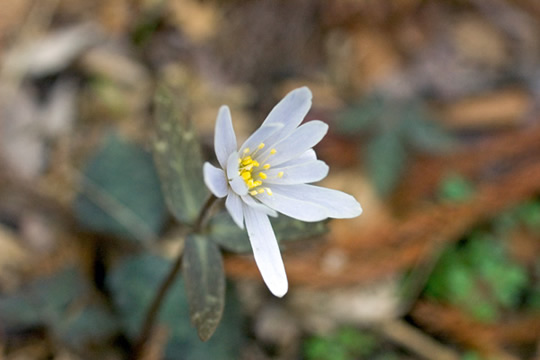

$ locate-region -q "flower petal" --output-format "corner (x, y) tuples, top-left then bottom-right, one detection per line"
(255, 189), (328, 222)
(226, 151), (239, 179)
(263, 87), (312, 129)
(240, 87), (311, 152)
(240, 123), (284, 155)
(276, 149), (317, 168)
(225, 190), (244, 228)
(268, 184), (363, 219)
(265, 120), (328, 167)
(226, 151), (248, 196)
(203, 162), (228, 198)
(243, 204), (288, 297)
(241, 195), (278, 217)
(214, 106), (237, 168)
(229, 176), (248, 196)
(264, 160), (329, 185)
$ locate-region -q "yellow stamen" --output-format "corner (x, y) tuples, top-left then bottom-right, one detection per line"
(277, 171), (284, 178)
(241, 172), (251, 181)
(241, 156), (252, 166)
(238, 145), (271, 194)
(266, 188), (273, 195)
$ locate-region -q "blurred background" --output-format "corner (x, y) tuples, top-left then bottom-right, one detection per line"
(0, 0), (540, 359)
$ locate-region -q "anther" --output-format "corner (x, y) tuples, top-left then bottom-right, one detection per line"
(258, 172), (267, 179)
(270, 149), (277, 155)
(258, 143), (265, 149)
(266, 188), (273, 195)
(263, 164), (271, 169)
(241, 156), (252, 165)
(250, 190), (258, 196)
(241, 172), (251, 181)
(277, 172), (284, 178)
(243, 148), (250, 154)
(258, 189), (265, 194)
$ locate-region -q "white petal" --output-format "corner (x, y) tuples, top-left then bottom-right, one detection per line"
(229, 176), (248, 196)
(240, 123), (284, 154)
(214, 106), (237, 169)
(240, 87), (311, 152)
(276, 149), (317, 168)
(263, 87), (312, 129)
(243, 204), (288, 297)
(269, 184), (362, 219)
(256, 190), (328, 222)
(203, 162), (228, 198)
(225, 190), (244, 229)
(264, 160), (329, 185)
(241, 195), (278, 217)
(265, 120), (328, 166)
(226, 151), (240, 179)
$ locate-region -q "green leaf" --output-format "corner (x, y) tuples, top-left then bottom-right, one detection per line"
(74, 133), (167, 244)
(209, 212), (328, 253)
(208, 212), (250, 253)
(304, 327), (379, 360)
(271, 214), (329, 242)
(336, 95), (384, 134)
(0, 267), (118, 350)
(182, 234), (225, 341)
(437, 174), (475, 202)
(0, 267), (88, 328)
(107, 254), (245, 360)
(516, 201), (540, 229)
(404, 114), (455, 154)
(425, 233), (529, 322)
(55, 304), (119, 349)
(152, 86), (208, 225)
(366, 131), (407, 196)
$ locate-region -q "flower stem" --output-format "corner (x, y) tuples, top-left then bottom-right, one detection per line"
(130, 194), (217, 359)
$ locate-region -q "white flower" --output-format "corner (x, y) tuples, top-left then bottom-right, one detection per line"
(203, 87), (362, 297)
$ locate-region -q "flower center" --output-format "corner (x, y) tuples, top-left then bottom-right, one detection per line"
(238, 143), (278, 196)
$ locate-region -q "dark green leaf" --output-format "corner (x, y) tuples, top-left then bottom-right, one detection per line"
(107, 254), (245, 360)
(209, 212), (328, 253)
(55, 304), (119, 349)
(336, 95), (384, 134)
(182, 234), (225, 341)
(74, 133), (167, 244)
(0, 267), (118, 351)
(366, 131), (407, 196)
(153, 85), (208, 225)
(208, 212), (250, 253)
(0, 267), (88, 328)
(271, 214), (329, 243)
(404, 112), (455, 154)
